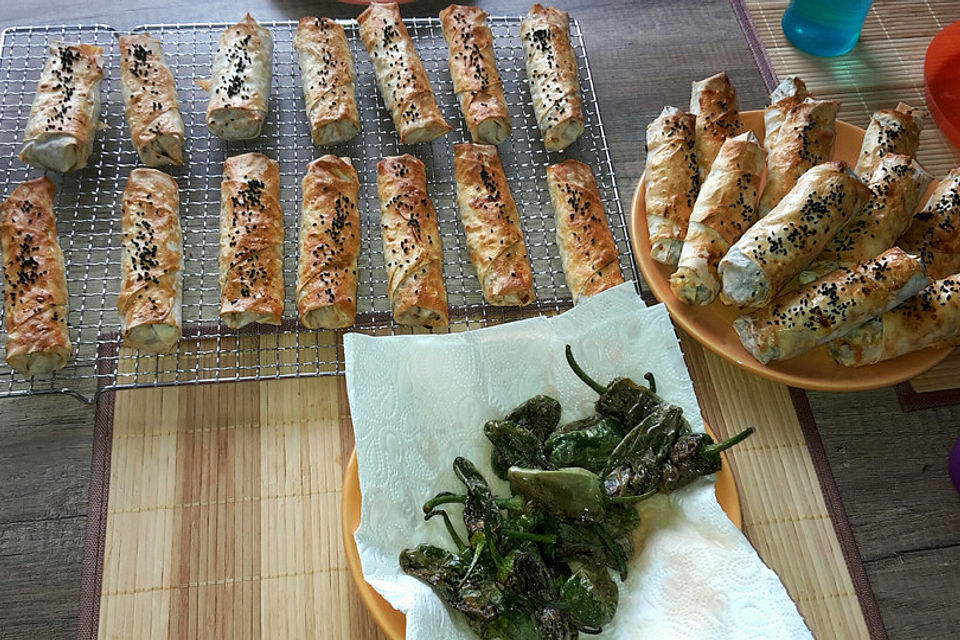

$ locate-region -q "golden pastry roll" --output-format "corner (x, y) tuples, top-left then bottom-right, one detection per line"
(645, 106), (700, 265)
(854, 102), (923, 179)
(20, 43), (103, 173)
(219, 153), (284, 329)
(298, 155), (360, 329)
(734, 247), (929, 364)
(199, 14), (272, 140)
(118, 34), (184, 167)
(719, 161), (870, 308)
(897, 168), (960, 280)
(759, 97), (839, 214)
(440, 5), (511, 145)
(453, 143), (534, 306)
(800, 153), (932, 284)
(690, 72), (741, 179)
(829, 275), (960, 366)
(358, 2), (451, 144)
(1, 177), (71, 374)
(294, 17), (360, 146)
(520, 3), (584, 151)
(546, 159), (624, 304)
(762, 75), (809, 152)
(670, 131), (765, 306)
(377, 155), (448, 327)
(117, 169), (182, 353)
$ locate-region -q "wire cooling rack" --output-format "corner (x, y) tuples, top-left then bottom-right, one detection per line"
(0, 17), (637, 403)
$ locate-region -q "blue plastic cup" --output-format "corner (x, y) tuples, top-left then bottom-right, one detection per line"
(782, 0), (874, 57)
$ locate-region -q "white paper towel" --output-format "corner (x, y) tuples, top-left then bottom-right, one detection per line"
(344, 283), (811, 640)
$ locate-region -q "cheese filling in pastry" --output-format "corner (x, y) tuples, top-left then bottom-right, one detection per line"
(219, 153), (284, 329)
(20, 43), (103, 173)
(800, 153), (932, 284)
(546, 159), (623, 304)
(117, 168), (182, 353)
(645, 106), (700, 265)
(670, 131), (765, 306)
(440, 5), (512, 145)
(759, 97), (839, 214)
(294, 17), (360, 147)
(520, 3), (584, 151)
(690, 72), (741, 179)
(298, 155), (361, 329)
(453, 143), (534, 306)
(719, 161), (870, 308)
(118, 34), (184, 167)
(376, 154), (449, 327)
(734, 247), (929, 364)
(829, 275), (960, 366)
(200, 14), (273, 140)
(358, 2), (451, 145)
(1, 177), (71, 375)
(854, 102), (923, 179)
(896, 168), (960, 280)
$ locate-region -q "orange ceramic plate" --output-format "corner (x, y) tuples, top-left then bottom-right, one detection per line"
(631, 110), (953, 392)
(342, 424), (742, 640)
(924, 19), (960, 150)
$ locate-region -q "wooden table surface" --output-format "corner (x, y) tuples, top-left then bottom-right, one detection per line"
(0, 1), (958, 639)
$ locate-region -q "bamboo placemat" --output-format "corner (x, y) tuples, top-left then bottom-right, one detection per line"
(731, 0), (960, 408)
(78, 326), (882, 639)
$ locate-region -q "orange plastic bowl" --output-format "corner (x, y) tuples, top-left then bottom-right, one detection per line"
(925, 19), (960, 150)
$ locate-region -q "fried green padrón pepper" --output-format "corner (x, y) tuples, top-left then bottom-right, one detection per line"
(505, 395), (562, 442)
(544, 415), (624, 473)
(560, 563), (619, 628)
(455, 457), (504, 539)
(602, 404), (687, 498)
(507, 467), (607, 523)
(485, 420), (554, 479)
(658, 428), (754, 493)
(565, 345), (662, 427)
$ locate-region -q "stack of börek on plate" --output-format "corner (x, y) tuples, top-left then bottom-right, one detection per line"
(1, 178), (71, 375)
(645, 71), (960, 366)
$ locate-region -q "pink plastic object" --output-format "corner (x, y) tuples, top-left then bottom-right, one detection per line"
(950, 435), (960, 494)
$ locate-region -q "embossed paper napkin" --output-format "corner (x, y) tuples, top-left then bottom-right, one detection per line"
(344, 283), (811, 639)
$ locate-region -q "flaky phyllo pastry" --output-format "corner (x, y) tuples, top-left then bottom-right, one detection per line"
(440, 5), (512, 145)
(117, 169), (183, 353)
(1, 177), (72, 375)
(218, 153), (285, 329)
(20, 42), (103, 173)
(298, 155), (361, 329)
(358, 2), (451, 144)
(199, 14), (273, 140)
(376, 154), (449, 327)
(520, 3), (584, 151)
(118, 34), (184, 166)
(453, 143), (534, 306)
(294, 17), (360, 146)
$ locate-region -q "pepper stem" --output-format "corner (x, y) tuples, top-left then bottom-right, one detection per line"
(644, 372), (657, 393)
(565, 345), (606, 395)
(606, 489), (658, 504)
(422, 493), (522, 513)
(704, 427), (755, 455)
(591, 523), (628, 581)
(424, 509), (466, 551)
(500, 529), (557, 545)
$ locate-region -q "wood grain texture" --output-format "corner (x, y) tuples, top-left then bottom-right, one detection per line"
(0, 1), (958, 639)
